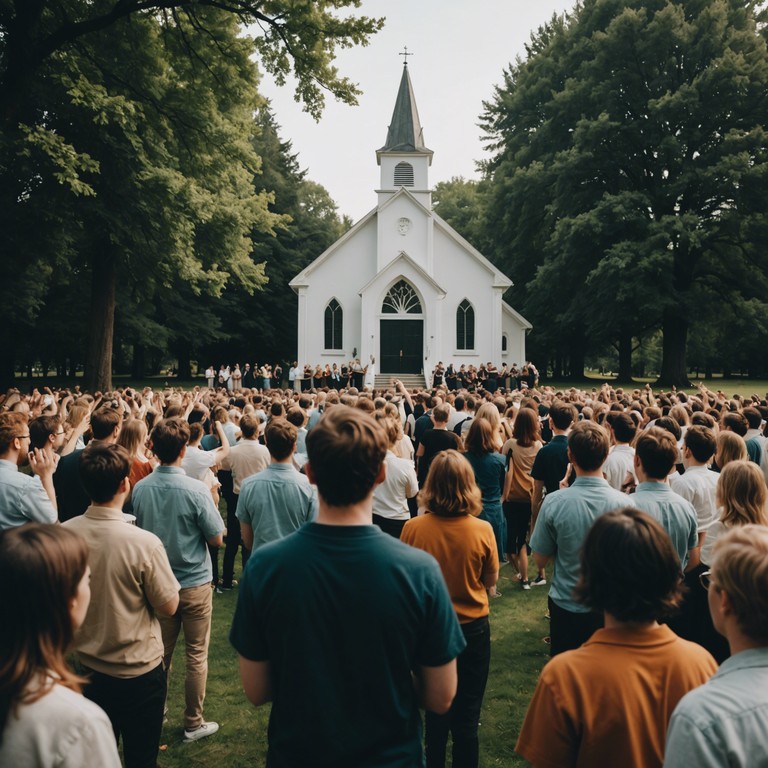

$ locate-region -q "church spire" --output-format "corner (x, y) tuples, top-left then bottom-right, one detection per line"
(378, 61), (431, 154)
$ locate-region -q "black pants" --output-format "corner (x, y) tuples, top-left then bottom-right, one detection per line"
(668, 563), (730, 663)
(549, 597), (603, 657)
(84, 663), (166, 768)
(222, 492), (249, 586)
(425, 616), (491, 768)
(372, 513), (407, 539)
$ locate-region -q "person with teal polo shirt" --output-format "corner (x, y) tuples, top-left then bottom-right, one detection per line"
(133, 417), (224, 743)
(230, 406), (465, 768)
(530, 420), (627, 656)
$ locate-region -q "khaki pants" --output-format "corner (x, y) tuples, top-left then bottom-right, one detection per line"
(158, 583), (213, 730)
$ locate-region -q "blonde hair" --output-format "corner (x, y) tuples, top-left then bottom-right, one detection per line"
(716, 431), (748, 470)
(373, 411), (400, 448)
(116, 418), (148, 460)
(716, 460), (768, 527)
(710, 525), (768, 642)
(419, 450), (482, 518)
(474, 403), (503, 451)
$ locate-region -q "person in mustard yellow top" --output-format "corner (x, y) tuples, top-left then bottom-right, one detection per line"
(401, 450), (499, 768)
(516, 507), (717, 768)
(501, 407), (542, 589)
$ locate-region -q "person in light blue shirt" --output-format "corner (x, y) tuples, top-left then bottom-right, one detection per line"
(531, 420), (627, 656)
(630, 427), (698, 570)
(237, 419), (315, 552)
(133, 417), (224, 743)
(665, 525), (768, 768)
(0, 412), (58, 530)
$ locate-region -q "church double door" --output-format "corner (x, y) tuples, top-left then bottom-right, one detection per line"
(380, 319), (423, 374)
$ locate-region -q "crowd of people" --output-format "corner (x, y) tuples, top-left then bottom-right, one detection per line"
(1, 374), (768, 767)
(203, 358), (540, 394)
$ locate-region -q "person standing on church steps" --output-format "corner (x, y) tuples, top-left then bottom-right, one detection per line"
(231, 406), (464, 768)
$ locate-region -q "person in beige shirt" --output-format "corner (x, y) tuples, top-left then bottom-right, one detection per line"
(63, 443), (179, 768)
(218, 413), (270, 589)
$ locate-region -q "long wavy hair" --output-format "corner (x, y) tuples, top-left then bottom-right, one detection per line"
(419, 450), (482, 517)
(0, 524), (89, 742)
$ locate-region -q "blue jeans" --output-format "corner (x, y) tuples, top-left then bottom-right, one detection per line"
(425, 616), (491, 768)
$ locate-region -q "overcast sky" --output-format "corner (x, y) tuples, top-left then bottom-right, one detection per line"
(256, 0), (576, 222)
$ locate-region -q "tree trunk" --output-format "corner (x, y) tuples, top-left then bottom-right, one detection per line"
(132, 344), (146, 379)
(567, 329), (586, 380)
(177, 344), (191, 379)
(617, 329), (633, 383)
(84, 251), (117, 392)
(656, 306), (691, 388)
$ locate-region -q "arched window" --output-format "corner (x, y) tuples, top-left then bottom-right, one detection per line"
(324, 299), (343, 350)
(502, 334), (508, 353)
(456, 300), (475, 350)
(382, 280), (422, 314)
(394, 162), (414, 187)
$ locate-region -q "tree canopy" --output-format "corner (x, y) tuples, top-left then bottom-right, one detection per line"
(481, 0), (768, 385)
(0, 1), (380, 389)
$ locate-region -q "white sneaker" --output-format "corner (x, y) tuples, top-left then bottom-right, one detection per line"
(183, 721), (219, 742)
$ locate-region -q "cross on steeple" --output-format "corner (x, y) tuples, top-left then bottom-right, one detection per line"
(399, 46), (413, 66)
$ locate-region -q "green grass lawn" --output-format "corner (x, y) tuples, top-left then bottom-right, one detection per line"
(158, 558), (547, 768)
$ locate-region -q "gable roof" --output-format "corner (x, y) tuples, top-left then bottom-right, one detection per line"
(289, 206), (378, 291)
(431, 211), (513, 290)
(357, 251), (446, 298)
(503, 300), (533, 330)
(290, 187), (518, 294)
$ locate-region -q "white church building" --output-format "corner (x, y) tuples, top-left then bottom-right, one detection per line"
(290, 63), (531, 382)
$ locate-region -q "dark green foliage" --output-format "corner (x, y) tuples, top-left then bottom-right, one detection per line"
(481, 0), (768, 385)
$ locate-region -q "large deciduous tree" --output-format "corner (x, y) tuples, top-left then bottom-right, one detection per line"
(482, 0), (768, 386)
(0, 1), (381, 389)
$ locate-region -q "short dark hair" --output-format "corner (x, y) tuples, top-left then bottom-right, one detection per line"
(655, 416), (682, 442)
(568, 421), (610, 472)
(306, 406), (387, 507)
(265, 419), (296, 461)
(574, 507), (684, 622)
(150, 417), (190, 464)
(608, 412), (636, 444)
(79, 443), (131, 503)
(239, 414), (259, 440)
(684, 425), (716, 463)
(29, 415), (60, 450)
(90, 407), (122, 440)
(722, 411), (748, 437)
(550, 401), (577, 431)
(285, 407), (306, 429)
(635, 427), (678, 480)
(743, 407), (762, 431)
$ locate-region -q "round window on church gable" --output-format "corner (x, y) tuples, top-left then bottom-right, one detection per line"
(382, 280), (422, 314)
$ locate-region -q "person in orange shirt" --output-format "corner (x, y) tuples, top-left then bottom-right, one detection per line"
(401, 450), (499, 768)
(516, 507), (717, 768)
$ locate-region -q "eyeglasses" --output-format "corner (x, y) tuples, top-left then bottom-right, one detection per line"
(16, 434), (30, 440)
(699, 570), (714, 590)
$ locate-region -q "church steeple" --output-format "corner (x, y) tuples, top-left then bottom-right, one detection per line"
(378, 63), (431, 155)
(376, 61), (433, 207)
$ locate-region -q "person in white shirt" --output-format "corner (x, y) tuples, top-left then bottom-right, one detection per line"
(669, 424), (720, 647)
(372, 413), (418, 538)
(602, 412), (637, 491)
(0, 524), (121, 768)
